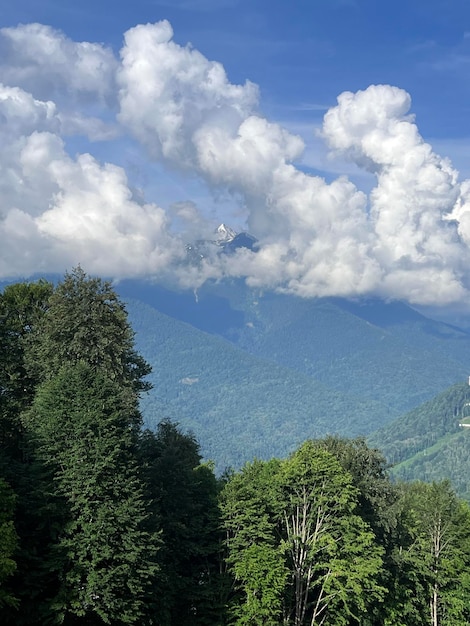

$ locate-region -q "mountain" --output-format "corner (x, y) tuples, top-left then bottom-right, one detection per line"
(118, 278), (470, 473)
(368, 382), (470, 499)
(126, 298), (389, 471)
(214, 223), (237, 244)
(184, 224), (258, 265)
(118, 279), (470, 416)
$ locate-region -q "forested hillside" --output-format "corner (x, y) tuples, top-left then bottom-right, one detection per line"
(119, 279), (470, 415)
(369, 382), (470, 499)
(126, 298), (390, 470)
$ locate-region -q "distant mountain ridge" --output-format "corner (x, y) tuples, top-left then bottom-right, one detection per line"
(118, 279), (470, 415)
(114, 277), (470, 472)
(126, 298), (390, 470)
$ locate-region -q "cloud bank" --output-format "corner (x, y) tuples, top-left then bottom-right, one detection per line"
(1, 20), (470, 307)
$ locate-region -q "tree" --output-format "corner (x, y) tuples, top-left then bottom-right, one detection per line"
(221, 458), (288, 626)
(139, 421), (224, 625)
(0, 478), (18, 611)
(0, 280), (60, 625)
(279, 442), (384, 626)
(315, 437), (397, 534)
(1, 269), (158, 624)
(392, 481), (470, 626)
(28, 267), (151, 394)
(221, 443), (384, 626)
(0, 280), (53, 458)
(316, 437), (400, 625)
(27, 363), (159, 625)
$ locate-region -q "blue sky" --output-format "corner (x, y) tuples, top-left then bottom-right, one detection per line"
(4, 0), (469, 143)
(1, 0), (470, 311)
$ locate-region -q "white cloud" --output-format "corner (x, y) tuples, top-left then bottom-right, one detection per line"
(0, 85), (185, 279)
(117, 20), (259, 165)
(37, 151), (184, 277)
(116, 22), (380, 297)
(322, 84), (469, 304)
(0, 23), (117, 104)
(1, 22), (470, 309)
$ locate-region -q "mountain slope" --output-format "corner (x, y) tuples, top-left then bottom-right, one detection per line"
(391, 432), (470, 500)
(126, 298), (390, 470)
(232, 293), (470, 413)
(119, 279), (470, 415)
(369, 382), (470, 499)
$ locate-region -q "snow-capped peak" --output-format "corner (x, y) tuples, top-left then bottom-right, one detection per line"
(214, 223), (237, 244)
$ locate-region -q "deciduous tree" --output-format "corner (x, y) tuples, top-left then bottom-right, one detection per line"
(394, 481), (470, 626)
(139, 420), (224, 625)
(28, 363), (158, 625)
(221, 458), (287, 626)
(279, 442), (384, 626)
(28, 267), (150, 394)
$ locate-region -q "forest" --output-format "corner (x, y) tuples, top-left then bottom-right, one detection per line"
(1, 268), (470, 626)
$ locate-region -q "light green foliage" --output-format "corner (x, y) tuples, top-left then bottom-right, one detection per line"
(221, 459), (287, 626)
(370, 383), (470, 464)
(221, 444), (384, 626)
(392, 481), (470, 626)
(230, 543), (288, 626)
(279, 442), (384, 626)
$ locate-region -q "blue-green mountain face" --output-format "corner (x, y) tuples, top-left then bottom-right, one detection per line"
(118, 278), (470, 470)
(127, 299), (389, 471)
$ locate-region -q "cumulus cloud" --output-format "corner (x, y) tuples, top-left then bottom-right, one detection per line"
(0, 84), (184, 278)
(0, 23), (117, 104)
(1, 20), (470, 308)
(118, 20), (259, 165)
(322, 84), (468, 304)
